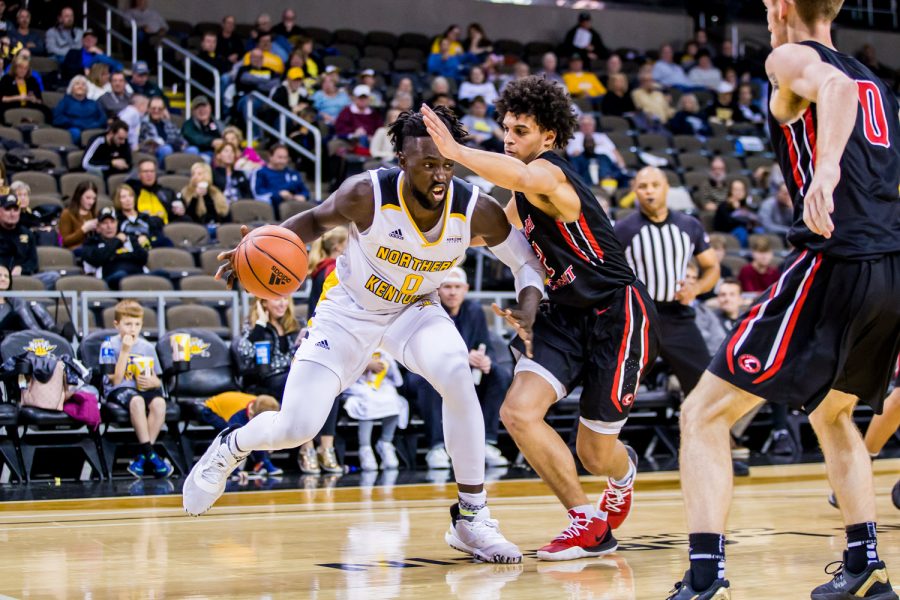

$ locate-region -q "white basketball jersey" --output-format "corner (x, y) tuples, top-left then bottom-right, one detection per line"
(334, 168), (479, 313)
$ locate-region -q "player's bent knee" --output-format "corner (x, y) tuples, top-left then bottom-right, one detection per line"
(499, 400), (542, 434)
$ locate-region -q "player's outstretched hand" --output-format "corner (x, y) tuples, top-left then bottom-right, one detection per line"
(215, 224), (250, 289)
(492, 303), (535, 358)
(421, 104), (462, 162)
(803, 167), (838, 239)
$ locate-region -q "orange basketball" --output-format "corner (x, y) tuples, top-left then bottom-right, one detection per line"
(233, 225), (308, 300)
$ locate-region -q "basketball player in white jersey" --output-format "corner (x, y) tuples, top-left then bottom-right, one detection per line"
(183, 107), (545, 564)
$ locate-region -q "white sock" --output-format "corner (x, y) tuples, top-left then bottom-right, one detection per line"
(612, 461), (636, 487)
(569, 504), (598, 520)
(458, 490), (487, 516)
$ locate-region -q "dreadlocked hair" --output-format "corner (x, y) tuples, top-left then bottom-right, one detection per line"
(495, 76), (577, 149)
(387, 105), (468, 154)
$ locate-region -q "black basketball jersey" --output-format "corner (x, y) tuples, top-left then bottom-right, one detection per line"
(769, 41), (900, 260)
(514, 151), (635, 308)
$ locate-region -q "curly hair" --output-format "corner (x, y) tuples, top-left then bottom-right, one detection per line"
(387, 106), (468, 154)
(495, 76), (577, 149)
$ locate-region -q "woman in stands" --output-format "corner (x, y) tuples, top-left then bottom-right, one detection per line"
(52, 75), (107, 145)
(0, 51), (51, 123)
(0, 263), (56, 341)
(713, 178), (759, 248)
(220, 126), (264, 174)
(180, 162), (229, 224)
(113, 184), (170, 248)
(211, 142), (252, 203)
(85, 62), (109, 100)
(58, 180), (99, 251)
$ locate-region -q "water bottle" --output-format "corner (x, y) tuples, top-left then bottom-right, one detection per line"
(254, 341), (272, 372)
(99, 337), (116, 375)
(472, 343), (487, 386)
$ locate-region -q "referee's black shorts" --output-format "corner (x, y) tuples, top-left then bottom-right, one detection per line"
(708, 250), (900, 413)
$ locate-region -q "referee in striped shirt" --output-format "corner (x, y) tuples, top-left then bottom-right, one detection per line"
(614, 167), (720, 394)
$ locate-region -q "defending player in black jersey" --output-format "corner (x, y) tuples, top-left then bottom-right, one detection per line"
(665, 1), (900, 599)
(423, 77), (661, 562)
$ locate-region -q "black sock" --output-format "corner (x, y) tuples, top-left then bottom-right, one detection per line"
(845, 522), (878, 573)
(141, 442), (153, 458)
(688, 533), (726, 591)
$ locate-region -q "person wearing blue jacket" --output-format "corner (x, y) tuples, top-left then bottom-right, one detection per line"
(52, 75), (109, 144)
(251, 143), (310, 213)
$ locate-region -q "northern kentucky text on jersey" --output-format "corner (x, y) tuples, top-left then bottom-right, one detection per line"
(374, 246), (457, 273)
(364, 273), (421, 305)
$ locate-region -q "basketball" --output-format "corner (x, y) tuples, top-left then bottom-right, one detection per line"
(232, 225), (308, 300)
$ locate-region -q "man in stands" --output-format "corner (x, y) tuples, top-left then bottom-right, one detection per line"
(235, 47), (279, 119)
(193, 32), (232, 96)
(125, 158), (180, 224)
(251, 144), (309, 213)
(0, 192), (57, 288)
(9, 9), (45, 55)
(216, 15), (243, 65)
(99, 71), (133, 117)
(129, 61), (163, 100)
(81, 206), (151, 290)
(45, 6), (82, 62)
(61, 28), (122, 81)
(181, 96), (221, 155)
(83, 119), (132, 179)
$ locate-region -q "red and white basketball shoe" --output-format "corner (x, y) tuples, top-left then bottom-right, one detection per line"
(598, 444), (638, 530)
(535, 509), (618, 561)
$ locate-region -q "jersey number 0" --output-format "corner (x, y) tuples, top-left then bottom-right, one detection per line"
(857, 81), (891, 149)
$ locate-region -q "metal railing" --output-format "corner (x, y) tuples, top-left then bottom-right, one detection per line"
(82, 0), (137, 67)
(245, 91), (323, 201)
(156, 38), (222, 121)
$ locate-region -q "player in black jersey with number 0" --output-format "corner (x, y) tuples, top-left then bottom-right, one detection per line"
(663, 0), (900, 599)
(423, 78), (661, 562)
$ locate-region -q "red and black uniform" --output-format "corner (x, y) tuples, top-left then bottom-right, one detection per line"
(510, 150), (660, 424)
(709, 41), (900, 413)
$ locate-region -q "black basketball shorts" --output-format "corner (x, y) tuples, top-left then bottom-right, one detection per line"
(106, 387), (164, 407)
(511, 283), (660, 430)
(709, 250), (900, 413)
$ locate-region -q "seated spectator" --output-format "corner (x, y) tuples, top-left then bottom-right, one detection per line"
(369, 108), (400, 165)
(706, 81), (737, 126)
(58, 180), (100, 250)
(345, 350), (404, 471)
(181, 95), (222, 155)
(8, 181), (49, 232)
(714, 277), (744, 330)
(311, 72), (350, 127)
(0, 192), (55, 287)
(85, 62), (110, 100)
(53, 74), (108, 144)
(738, 236), (779, 293)
(216, 15), (243, 65)
(422, 76), (451, 107)
(708, 233), (733, 278)
(45, 6), (82, 62)
(62, 28), (122, 82)
(181, 162), (228, 224)
(680, 40), (700, 71)
(695, 156), (729, 211)
(82, 118), (132, 178)
(102, 299), (172, 478)
(427, 36), (468, 81)
(458, 65), (498, 107)
(126, 158), (180, 223)
(600, 53), (623, 88)
(537, 51), (564, 86)
(221, 126), (265, 173)
(270, 67), (308, 117)
(199, 392), (283, 478)
(715, 39), (738, 75)
(498, 61), (531, 94)
(688, 50), (723, 91)
(272, 8), (302, 42)
(125, 0), (168, 60)
(566, 114), (628, 187)
(561, 11), (608, 65)
(460, 96), (503, 153)
(407, 268), (511, 469)
(632, 65), (674, 124)
(81, 207), (150, 289)
(139, 95), (193, 160)
(465, 22), (493, 59)
(652, 43), (693, 89)
(0, 50), (51, 122)
(562, 52), (606, 102)
(128, 60), (163, 100)
(734, 83), (764, 125)
(234, 47), (280, 119)
(247, 13), (290, 62)
(252, 143), (309, 212)
(334, 84), (382, 152)
(113, 183), (169, 247)
(234, 294), (298, 403)
(9, 9), (44, 56)
(667, 93), (712, 138)
(600, 73), (636, 117)
(118, 94), (149, 150)
(714, 178), (759, 247)
(430, 24), (465, 56)
(240, 31), (284, 75)
(98, 71), (132, 117)
(0, 263), (57, 340)
(758, 182), (793, 238)
(356, 68), (385, 109)
(212, 142), (252, 203)
(287, 37), (321, 92)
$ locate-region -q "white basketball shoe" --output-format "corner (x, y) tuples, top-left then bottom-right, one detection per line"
(445, 503), (523, 564)
(183, 428), (248, 516)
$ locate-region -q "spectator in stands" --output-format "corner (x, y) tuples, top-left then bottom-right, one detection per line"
(118, 93), (149, 150)
(139, 95), (192, 160)
(356, 68), (385, 109)
(45, 6), (82, 62)
(235, 47), (280, 119)
(695, 156), (729, 211)
(52, 74), (107, 144)
(758, 182), (792, 238)
(734, 83), (764, 125)
(668, 92), (712, 138)
(688, 50), (723, 90)
(9, 9), (44, 55)
(220, 126), (264, 173)
(566, 113), (627, 187)
(369, 108), (400, 165)
(407, 268), (511, 469)
(334, 84), (381, 151)
(311, 72), (350, 126)
(81, 207), (150, 289)
(0, 50), (51, 122)
(128, 60), (162, 100)
(248, 13), (290, 62)
(652, 43), (692, 90)
(680, 40), (699, 70)
(706, 81), (738, 126)
(0, 192), (47, 286)
(600, 72), (636, 117)
(98, 71), (132, 117)
(562, 52), (605, 103)
(427, 36), (467, 81)
(212, 142), (252, 203)
(430, 24), (464, 56)
(200, 392), (283, 480)
(8, 181), (47, 231)
(600, 53), (622, 88)
(58, 180), (99, 250)
(193, 32), (232, 96)
(271, 67), (308, 117)
(458, 65), (498, 107)
(252, 143), (309, 211)
(460, 96), (503, 153)
(632, 65), (674, 124)
(272, 8), (301, 42)
(181, 162), (228, 224)
(537, 51), (564, 86)
(85, 62), (110, 100)
(738, 235), (779, 293)
(126, 158), (180, 224)
(103, 299), (172, 478)
(241, 31), (284, 76)
(288, 37), (321, 92)
(714, 277), (743, 330)
(498, 61), (531, 94)
(707, 233), (732, 279)
(0, 1), (10, 34)
(181, 95), (221, 155)
(465, 22), (493, 59)
(217, 15), (243, 65)
(83, 118), (132, 178)
(561, 11), (608, 65)
(125, 0), (167, 58)
(714, 178), (758, 247)
(62, 28), (122, 82)
(0, 263), (57, 339)
(113, 183), (169, 247)
(345, 350), (404, 471)
(714, 39), (737, 73)
(422, 75), (450, 107)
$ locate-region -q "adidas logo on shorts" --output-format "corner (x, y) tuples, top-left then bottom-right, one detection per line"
(269, 265), (292, 286)
(389, 229), (404, 240)
(315, 339), (330, 350)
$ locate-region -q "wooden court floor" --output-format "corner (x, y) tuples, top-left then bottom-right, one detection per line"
(0, 460), (897, 599)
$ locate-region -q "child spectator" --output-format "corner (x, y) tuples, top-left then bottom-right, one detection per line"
(104, 299), (173, 478)
(200, 391), (282, 476)
(738, 236), (780, 293)
(344, 350), (405, 471)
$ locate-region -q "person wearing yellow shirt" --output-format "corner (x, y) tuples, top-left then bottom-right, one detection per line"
(124, 159), (181, 224)
(430, 24), (464, 56)
(241, 31), (284, 75)
(562, 53), (606, 103)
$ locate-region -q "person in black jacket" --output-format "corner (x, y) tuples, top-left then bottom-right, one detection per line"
(211, 142), (252, 203)
(561, 12), (609, 67)
(406, 268), (512, 469)
(0, 50), (51, 122)
(82, 119), (133, 179)
(0, 192), (38, 277)
(81, 207), (150, 289)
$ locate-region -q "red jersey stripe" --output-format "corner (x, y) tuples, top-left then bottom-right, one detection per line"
(781, 123), (806, 191)
(578, 213), (605, 261)
(556, 221), (592, 264)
